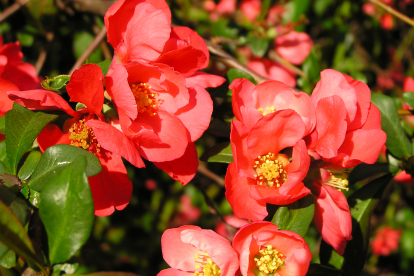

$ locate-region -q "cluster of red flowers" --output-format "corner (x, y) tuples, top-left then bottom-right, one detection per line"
(7, 0), (224, 217)
(226, 69), (387, 255)
(158, 222), (311, 276)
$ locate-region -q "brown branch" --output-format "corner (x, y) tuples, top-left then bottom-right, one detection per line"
(197, 162), (225, 187)
(268, 50), (307, 78)
(205, 40), (269, 84)
(69, 26), (107, 75)
(368, 0), (414, 28)
(0, 0), (31, 23)
(34, 32), (53, 74)
(92, 25), (111, 59)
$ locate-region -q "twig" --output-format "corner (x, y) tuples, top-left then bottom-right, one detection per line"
(69, 26), (107, 75)
(197, 163), (225, 187)
(92, 25), (111, 59)
(35, 32), (53, 74)
(268, 50), (307, 78)
(0, 0), (30, 23)
(205, 40), (269, 84)
(368, 0), (414, 28)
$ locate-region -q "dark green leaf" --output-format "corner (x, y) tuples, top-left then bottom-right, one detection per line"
(0, 116), (5, 134)
(17, 33), (34, 47)
(6, 103), (58, 175)
(403, 92), (414, 109)
(52, 263), (79, 276)
(371, 93), (411, 158)
(0, 249), (16, 268)
(41, 75), (70, 92)
(18, 151), (42, 181)
(200, 142), (233, 163)
(248, 33), (270, 58)
(0, 161), (6, 175)
(271, 194), (314, 237)
(320, 174), (393, 275)
(74, 31), (103, 64)
(306, 264), (343, 276)
(0, 140), (9, 172)
(348, 163), (390, 185)
(227, 68), (256, 85)
(292, 0), (310, 22)
(96, 59), (111, 76)
(28, 190), (41, 208)
(302, 50), (319, 80)
(211, 18), (238, 39)
(39, 156), (94, 265)
(257, 0), (272, 21)
(29, 144), (102, 191)
(0, 200), (45, 272)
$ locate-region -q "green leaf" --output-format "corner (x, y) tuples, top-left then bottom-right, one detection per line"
(320, 174), (393, 275)
(292, 0), (310, 22)
(6, 103), (58, 175)
(0, 161), (6, 175)
(18, 151), (42, 181)
(0, 200), (45, 273)
(403, 92), (414, 109)
(371, 93), (411, 158)
(29, 144), (102, 191)
(96, 59), (111, 76)
(257, 0), (272, 21)
(17, 33), (34, 47)
(200, 142), (234, 163)
(271, 194), (314, 237)
(0, 249), (16, 268)
(52, 263), (79, 276)
(73, 31), (103, 64)
(302, 50), (319, 80)
(211, 18), (238, 39)
(348, 163), (390, 185)
(248, 33), (269, 58)
(306, 264), (343, 276)
(39, 156), (94, 265)
(227, 68), (256, 85)
(41, 75), (71, 92)
(0, 116), (5, 134)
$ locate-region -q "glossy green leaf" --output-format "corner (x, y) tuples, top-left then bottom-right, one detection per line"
(18, 151), (42, 181)
(306, 264), (343, 276)
(29, 144), (102, 191)
(348, 163), (389, 185)
(403, 91), (414, 109)
(0, 249), (16, 268)
(52, 263), (79, 276)
(41, 75), (70, 92)
(227, 68), (256, 85)
(0, 201), (44, 272)
(302, 50), (319, 80)
(39, 156), (94, 265)
(6, 103), (58, 175)
(271, 194), (314, 237)
(320, 174), (393, 275)
(96, 59), (111, 76)
(371, 93), (411, 158)
(200, 142), (234, 163)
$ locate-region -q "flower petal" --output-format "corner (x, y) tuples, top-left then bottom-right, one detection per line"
(37, 124), (71, 152)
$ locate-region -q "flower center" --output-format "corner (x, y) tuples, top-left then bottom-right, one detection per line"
(254, 153), (289, 187)
(258, 106), (275, 116)
(253, 245), (285, 275)
(69, 119), (100, 154)
(323, 169), (349, 191)
(194, 251), (221, 276)
(130, 82), (160, 116)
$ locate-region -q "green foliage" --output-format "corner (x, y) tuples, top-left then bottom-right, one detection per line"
(18, 151), (42, 181)
(271, 194), (315, 237)
(320, 174), (393, 275)
(200, 142), (234, 163)
(29, 144), (102, 191)
(403, 92), (414, 109)
(306, 264), (343, 276)
(96, 59), (112, 76)
(73, 31), (103, 63)
(39, 156), (94, 265)
(247, 33), (269, 58)
(371, 93), (412, 159)
(302, 50), (320, 81)
(227, 68), (257, 85)
(41, 75), (71, 92)
(6, 103), (58, 175)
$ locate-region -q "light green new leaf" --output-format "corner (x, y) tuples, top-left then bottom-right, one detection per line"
(320, 174), (393, 275)
(39, 156), (94, 265)
(271, 194), (314, 237)
(371, 93), (411, 158)
(200, 142), (234, 164)
(6, 103), (58, 175)
(0, 200), (44, 272)
(29, 144), (102, 191)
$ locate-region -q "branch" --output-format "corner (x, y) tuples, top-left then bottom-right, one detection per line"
(0, 0), (30, 23)
(268, 50), (307, 78)
(197, 162), (225, 187)
(34, 32), (54, 74)
(69, 26), (107, 75)
(368, 0), (414, 28)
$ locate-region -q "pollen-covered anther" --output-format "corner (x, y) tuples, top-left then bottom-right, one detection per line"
(258, 106), (275, 116)
(254, 152), (289, 187)
(69, 119), (100, 154)
(194, 251), (221, 276)
(323, 169), (349, 191)
(130, 82), (161, 116)
(254, 245), (285, 275)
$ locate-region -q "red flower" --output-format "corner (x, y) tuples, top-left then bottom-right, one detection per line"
(239, 0), (262, 21)
(274, 31), (313, 66)
(225, 79), (313, 220)
(8, 64), (141, 217)
(307, 69), (386, 168)
(232, 221), (312, 276)
(215, 215), (249, 241)
(248, 59), (297, 87)
(104, 0), (225, 184)
(158, 225), (239, 276)
(372, 227), (401, 256)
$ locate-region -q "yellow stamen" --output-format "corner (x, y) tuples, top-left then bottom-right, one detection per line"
(258, 106), (276, 116)
(194, 251), (221, 276)
(130, 82), (160, 116)
(69, 119), (100, 154)
(253, 245), (285, 275)
(253, 152), (289, 187)
(323, 169), (349, 191)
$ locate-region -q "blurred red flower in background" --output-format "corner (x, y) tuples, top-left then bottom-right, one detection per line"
(372, 226), (402, 256)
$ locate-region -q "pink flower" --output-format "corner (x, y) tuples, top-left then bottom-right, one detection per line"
(158, 225), (239, 276)
(232, 221), (312, 276)
(8, 64), (138, 217)
(216, 0), (236, 15)
(215, 215), (249, 241)
(170, 195), (201, 227)
(306, 69), (386, 168)
(248, 59), (297, 87)
(404, 77), (414, 91)
(274, 31), (313, 65)
(225, 79), (313, 220)
(372, 227), (401, 256)
(239, 0), (261, 21)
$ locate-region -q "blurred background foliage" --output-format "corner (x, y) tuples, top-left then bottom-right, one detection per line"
(2, 0), (414, 275)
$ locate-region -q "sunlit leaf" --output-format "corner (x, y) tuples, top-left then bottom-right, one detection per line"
(96, 59), (111, 76)
(200, 142), (233, 163)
